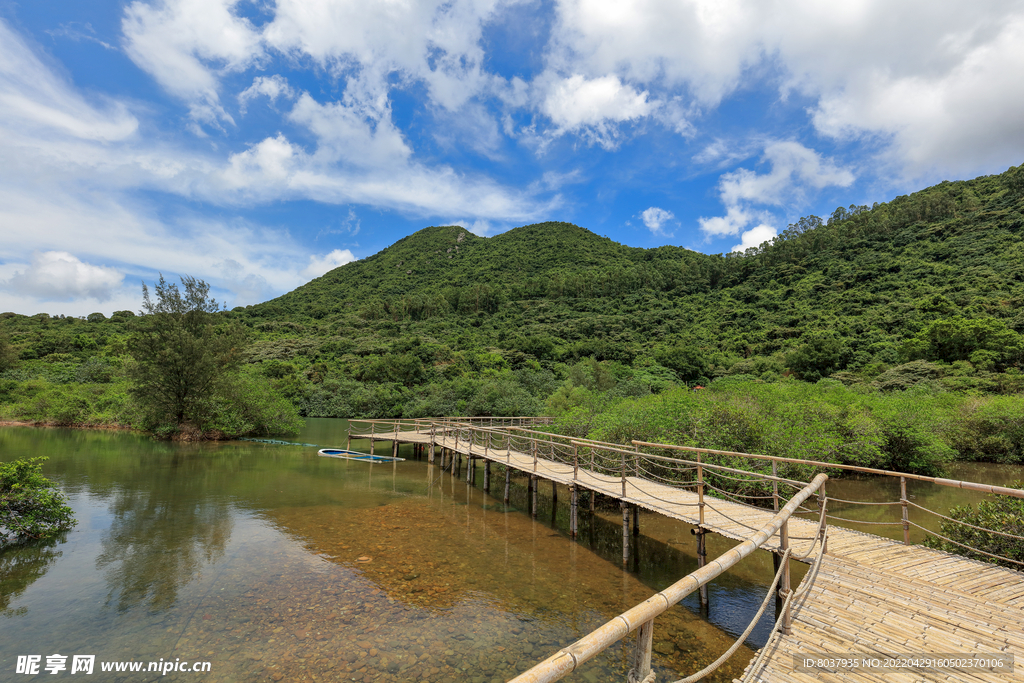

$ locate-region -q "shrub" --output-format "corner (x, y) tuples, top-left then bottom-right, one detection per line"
(1, 458), (76, 543)
(924, 483), (1024, 569)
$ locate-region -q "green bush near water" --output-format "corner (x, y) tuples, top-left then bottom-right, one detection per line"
(0, 458), (76, 544)
(924, 482), (1024, 570)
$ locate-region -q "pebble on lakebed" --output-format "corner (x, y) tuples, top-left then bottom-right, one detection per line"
(165, 494), (747, 682)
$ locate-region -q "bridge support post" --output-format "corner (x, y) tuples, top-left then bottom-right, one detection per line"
(484, 461), (491, 492)
(630, 619), (654, 683)
(695, 527), (708, 614)
(621, 502), (630, 565)
(569, 486), (578, 538)
(393, 441), (398, 459)
(370, 439), (375, 456)
(530, 475), (538, 518)
(551, 480), (557, 507)
(467, 456), (473, 483)
(633, 504), (640, 536)
(504, 465), (511, 504)
(590, 489), (595, 513)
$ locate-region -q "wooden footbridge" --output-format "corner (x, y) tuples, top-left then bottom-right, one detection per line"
(347, 418), (1024, 683)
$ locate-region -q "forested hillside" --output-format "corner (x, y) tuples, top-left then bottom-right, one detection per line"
(244, 164), (1024, 394)
(2, 165), (1023, 463)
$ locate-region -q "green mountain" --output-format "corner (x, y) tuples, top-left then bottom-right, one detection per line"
(240, 165), (1024, 392)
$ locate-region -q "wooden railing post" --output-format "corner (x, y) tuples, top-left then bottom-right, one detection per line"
(621, 448), (627, 497)
(819, 480), (828, 555)
(695, 527), (708, 612)
(532, 439), (538, 472)
(780, 520), (792, 635)
(772, 460), (779, 512)
(370, 422), (375, 456)
(901, 476), (910, 545)
(630, 619), (654, 683)
(346, 424), (351, 452)
(697, 452), (705, 526)
(573, 443), (578, 480)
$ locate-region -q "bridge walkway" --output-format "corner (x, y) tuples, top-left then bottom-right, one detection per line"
(351, 427), (1024, 683)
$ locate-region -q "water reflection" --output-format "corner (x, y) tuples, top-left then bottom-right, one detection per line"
(96, 487), (232, 612)
(0, 534), (66, 618)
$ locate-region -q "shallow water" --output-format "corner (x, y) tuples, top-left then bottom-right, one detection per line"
(1, 421), (760, 683)
(3, 421), (1019, 682)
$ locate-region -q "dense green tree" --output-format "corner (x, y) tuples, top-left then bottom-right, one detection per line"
(127, 276), (243, 430)
(786, 332), (850, 381)
(903, 317), (1024, 369)
(654, 344), (708, 384)
(0, 328), (16, 373)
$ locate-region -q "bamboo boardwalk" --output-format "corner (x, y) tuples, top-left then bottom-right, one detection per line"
(353, 427), (1024, 683)
(355, 428), (903, 561)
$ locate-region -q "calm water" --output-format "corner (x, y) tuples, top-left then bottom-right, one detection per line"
(1, 421), (1019, 683)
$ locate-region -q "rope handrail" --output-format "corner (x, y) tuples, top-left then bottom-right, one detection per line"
(826, 514), (902, 526)
(508, 474), (828, 683)
(629, 440), (1024, 499)
(827, 497), (903, 506)
(906, 500), (1024, 542)
(907, 520), (1024, 567)
(571, 441), (806, 487)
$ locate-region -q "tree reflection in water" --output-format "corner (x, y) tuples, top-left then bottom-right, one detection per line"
(96, 484), (232, 612)
(0, 533), (67, 617)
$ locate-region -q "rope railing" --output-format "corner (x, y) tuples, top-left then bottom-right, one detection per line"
(507, 474), (828, 683)
(348, 417), (1024, 569)
(907, 521), (1024, 567)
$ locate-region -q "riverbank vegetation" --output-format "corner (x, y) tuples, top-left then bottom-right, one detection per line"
(0, 457), (75, 544)
(2, 165), (1023, 458)
(924, 483), (1024, 569)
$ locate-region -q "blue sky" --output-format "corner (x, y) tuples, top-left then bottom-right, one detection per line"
(2, 0), (1024, 316)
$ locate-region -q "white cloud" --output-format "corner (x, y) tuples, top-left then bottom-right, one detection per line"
(302, 249), (357, 280)
(288, 93), (411, 168)
(698, 205), (753, 237)
(699, 141), (852, 238)
(719, 141), (854, 208)
(640, 207), (675, 236)
(807, 16), (1024, 174)
(238, 75), (296, 113)
(122, 0), (262, 129)
(541, 74), (652, 146)
(4, 251), (124, 301)
(0, 21), (138, 141)
(548, 0), (1024, 176)
(731, 224), (777, 253)
(206, 92), (555, 220)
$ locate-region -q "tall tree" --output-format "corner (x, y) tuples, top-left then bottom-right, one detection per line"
(128, 276), (242, 430)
